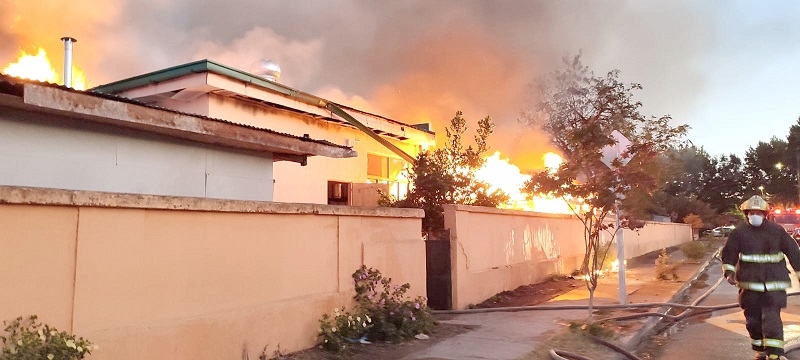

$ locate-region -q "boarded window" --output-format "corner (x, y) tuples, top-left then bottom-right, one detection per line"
(367, 154), (388, 178)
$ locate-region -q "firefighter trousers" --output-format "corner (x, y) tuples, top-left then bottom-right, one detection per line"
(742, 291), (786, 356)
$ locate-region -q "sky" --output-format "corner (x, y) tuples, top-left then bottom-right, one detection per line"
(2, 0), (800, 169)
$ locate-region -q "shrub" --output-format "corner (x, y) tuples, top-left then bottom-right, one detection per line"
(318, 307), (373, 352)
(654, 249), (678, 280)
(316, 266), (436, 353)
(352, 266), (435, 343)
(567, 321), (614, 338)
(0, 315), (96, 360)
(680, 241), (706, 261)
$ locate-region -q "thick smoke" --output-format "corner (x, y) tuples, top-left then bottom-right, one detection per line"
(0, 0), (713, 169)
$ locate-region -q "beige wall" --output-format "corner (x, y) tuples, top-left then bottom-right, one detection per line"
(443, 204), (693, 309)
(0, 205), (77, 332)
(620, 221), (693, 258)
(0, 187), (425, 360)
(205, 94), (426, 204)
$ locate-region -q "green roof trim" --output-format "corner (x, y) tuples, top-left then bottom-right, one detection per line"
(91, 60), (425, 162)
(90, 60), (433, 135)
(91, 59), (302, 98)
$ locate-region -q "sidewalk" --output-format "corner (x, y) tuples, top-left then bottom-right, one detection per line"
(401, 247), (716, 360)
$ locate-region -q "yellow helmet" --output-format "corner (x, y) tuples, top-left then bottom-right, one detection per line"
(740, 195), (769, 212)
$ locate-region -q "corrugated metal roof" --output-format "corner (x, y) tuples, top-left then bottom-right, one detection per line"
(0, 72), (351, 150)
(91, 59), (435, 135)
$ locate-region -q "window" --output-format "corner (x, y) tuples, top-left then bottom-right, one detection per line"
(367, 154), (388, 178)
(327, 181), (351, 205)
(366, 153), (409, 199)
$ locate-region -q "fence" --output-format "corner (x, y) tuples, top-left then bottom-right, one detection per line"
(0, 186), (425, 360)
(442, 204), (692, 309)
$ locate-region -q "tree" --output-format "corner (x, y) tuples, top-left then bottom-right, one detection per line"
(519, 54), (688, 320)
(624, 144), (717, 226)
(787, 117), (800, 205)
(698, 154), (747, 214)
(385, 111), (509, 233)
(744, 138), (797, 206)
(682, 213), (704, 240)
(662, 144), (711, 198)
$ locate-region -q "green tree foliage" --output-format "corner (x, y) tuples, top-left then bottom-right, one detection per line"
(520, 54), (687, 318)
(647, 192), (716, 225)
(624, 144), (718, 226)
(662, 144), (711, 197)
(698, 154), (747, 214)
(385, 111), (509, 233)
(744, 137), (798, 206)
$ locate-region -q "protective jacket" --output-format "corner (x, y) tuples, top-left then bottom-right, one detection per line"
(721, 220), (800, 295)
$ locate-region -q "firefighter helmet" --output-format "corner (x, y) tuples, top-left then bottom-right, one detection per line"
(740, 195), (769, 212)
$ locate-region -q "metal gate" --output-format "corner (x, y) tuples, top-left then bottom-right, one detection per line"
(425, 230), (452, 310)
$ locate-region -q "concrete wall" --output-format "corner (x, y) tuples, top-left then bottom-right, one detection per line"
(443, 204), (692, 309)
(0, 110), (274, 201)
(0, 186), (425, 360)
(620, 221), (693, 260)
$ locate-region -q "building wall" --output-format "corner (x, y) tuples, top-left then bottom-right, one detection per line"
(204, 94), (426, 204)
(443, 204), (693, 309)
(0, 110), (274, 201)
(0, 187), (425, 360)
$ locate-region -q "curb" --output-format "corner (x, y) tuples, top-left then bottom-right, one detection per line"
(622, 249), (721, 350)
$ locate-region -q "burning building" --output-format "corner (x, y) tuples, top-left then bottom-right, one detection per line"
(91, 59), (437, 206)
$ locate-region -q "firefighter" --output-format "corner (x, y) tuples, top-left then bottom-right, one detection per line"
(722, 195), (800, 360)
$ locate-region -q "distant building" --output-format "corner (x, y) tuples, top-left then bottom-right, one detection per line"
(92, 60), (436, 205)
(0, 73), (355, 201)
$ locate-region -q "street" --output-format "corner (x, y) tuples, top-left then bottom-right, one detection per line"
(639, 259), (800, 359)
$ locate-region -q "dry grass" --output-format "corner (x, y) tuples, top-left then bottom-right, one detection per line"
(523, 327), (625, 360)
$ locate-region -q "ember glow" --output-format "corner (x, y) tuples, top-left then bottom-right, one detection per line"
(474, 151), (575, 214)
(2, 48), (88, 90)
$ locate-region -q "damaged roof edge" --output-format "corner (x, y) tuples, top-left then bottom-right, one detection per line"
(0, 76), (357, 161)
(90, 59), (435, 135)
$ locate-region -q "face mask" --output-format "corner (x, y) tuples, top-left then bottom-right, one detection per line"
(748, 214), (764, 227)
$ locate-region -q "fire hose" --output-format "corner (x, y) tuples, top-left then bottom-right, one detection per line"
(433, 276), (800, 360)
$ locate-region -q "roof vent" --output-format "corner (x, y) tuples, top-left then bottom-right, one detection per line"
(252, 59), (281, 82)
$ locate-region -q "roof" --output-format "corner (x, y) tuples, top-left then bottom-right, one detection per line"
(0, 73), (357, 163)
(91, 59), (435, 135)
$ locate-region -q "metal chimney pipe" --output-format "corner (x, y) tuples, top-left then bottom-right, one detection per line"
(60, 37), (77, 88)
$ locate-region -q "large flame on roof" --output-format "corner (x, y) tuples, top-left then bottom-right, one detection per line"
(475, 151), (575, 214)
(2, 48), (88, 90)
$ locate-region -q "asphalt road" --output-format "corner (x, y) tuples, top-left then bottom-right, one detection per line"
(638, 260), (800, 360)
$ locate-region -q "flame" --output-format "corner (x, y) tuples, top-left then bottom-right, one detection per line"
(610, 259), (627, 273)
(474, 151), (577, 214)
(2, 48), (88, 90)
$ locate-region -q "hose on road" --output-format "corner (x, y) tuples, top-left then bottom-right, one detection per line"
(433, 274), (800, 360)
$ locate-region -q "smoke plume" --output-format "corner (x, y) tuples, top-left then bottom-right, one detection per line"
(0, 0), (713, 169)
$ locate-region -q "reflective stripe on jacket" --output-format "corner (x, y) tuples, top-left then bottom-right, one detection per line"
(720, 220), (800, 298)
(738, 281), (791, 292)
(740, 252), (786, 263)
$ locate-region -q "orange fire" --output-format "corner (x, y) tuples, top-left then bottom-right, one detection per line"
(2, 48), (88, 90)
(475, 151), (576, 214)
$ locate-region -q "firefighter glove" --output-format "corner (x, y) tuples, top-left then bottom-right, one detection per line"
(725, 271), (737, 285)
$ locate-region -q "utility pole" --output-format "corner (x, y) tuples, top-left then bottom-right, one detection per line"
(601, 130), (632, 305)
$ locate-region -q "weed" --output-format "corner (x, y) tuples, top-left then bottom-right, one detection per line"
(654, 249), (679, 280)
